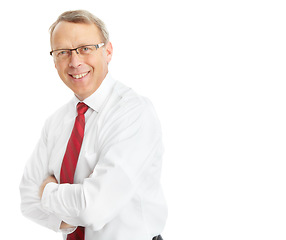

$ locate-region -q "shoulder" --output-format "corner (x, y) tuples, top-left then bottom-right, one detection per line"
(97, 80), (162, 150)
(100, 80), (161, 131)
(107, 80), (156, 119)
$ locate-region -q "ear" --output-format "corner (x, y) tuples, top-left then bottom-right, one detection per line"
(105, 42), (113, 64)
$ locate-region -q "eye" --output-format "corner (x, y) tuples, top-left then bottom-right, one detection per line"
(79, 46), (93, 54)
(57, 50), (69, 57)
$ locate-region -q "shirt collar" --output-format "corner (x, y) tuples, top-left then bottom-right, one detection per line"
(72, 73), (115, 113)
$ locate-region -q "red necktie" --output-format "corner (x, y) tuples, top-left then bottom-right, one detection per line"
(60, 102), (89, 240)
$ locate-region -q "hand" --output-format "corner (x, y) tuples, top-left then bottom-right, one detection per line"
(60, 221), (75, 229)
(39, 175), (58, 199)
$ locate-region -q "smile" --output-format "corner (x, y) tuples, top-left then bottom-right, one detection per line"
(70, 72), (89, 79)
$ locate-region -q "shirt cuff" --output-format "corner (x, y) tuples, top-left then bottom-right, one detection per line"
(41, 182), (77, 234)
(46, 209), (77, 234)
(41, 182), (59, 213)
(46, 213), (62, 232)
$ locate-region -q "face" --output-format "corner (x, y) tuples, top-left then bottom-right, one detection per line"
(51, 21), (113, 100)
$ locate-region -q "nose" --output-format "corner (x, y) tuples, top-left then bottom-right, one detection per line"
(68, 50), (82, 68)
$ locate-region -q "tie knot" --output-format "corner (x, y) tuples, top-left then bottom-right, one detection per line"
(77, 102), (89, 115)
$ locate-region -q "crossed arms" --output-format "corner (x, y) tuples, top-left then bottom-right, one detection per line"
(20, 100), (163, 232)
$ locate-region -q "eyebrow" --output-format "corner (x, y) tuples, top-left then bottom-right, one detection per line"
(53, 43), (95, 50)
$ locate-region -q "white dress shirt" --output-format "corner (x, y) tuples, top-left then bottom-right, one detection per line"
(19, 74), (168, 240)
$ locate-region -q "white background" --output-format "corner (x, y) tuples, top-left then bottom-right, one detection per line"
(1, 0), (286, 239)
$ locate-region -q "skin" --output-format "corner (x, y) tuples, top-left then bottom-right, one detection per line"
(39, 21), (113, 229)
(51, 21), (113, 101)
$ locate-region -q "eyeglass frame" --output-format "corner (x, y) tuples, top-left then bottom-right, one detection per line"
(50, 43), (105, 58)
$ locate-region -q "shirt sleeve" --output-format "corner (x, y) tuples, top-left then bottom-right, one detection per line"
(19, 121), (63, 232)
(40, 98), (164, 231)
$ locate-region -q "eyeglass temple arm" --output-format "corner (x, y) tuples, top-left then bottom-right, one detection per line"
(96, 43), (105, 49)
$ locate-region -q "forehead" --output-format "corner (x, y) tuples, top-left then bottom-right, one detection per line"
(51, 21), (101, 49)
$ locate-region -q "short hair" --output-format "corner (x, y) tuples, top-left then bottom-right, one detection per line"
(49, 10), (109, 44)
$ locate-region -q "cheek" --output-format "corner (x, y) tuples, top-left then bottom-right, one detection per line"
(87, 55), (105, 69)
(55, 63), (67, 78)
(86, 58), (97, 69)
(90, 58), (106, 73)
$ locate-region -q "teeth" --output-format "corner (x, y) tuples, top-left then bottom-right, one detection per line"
(72, 72), (88, 79)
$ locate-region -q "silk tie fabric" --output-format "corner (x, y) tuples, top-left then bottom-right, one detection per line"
(60, 102), (89, 240)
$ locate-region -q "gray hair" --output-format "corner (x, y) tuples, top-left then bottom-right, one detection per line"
(49, 10), (109, 44)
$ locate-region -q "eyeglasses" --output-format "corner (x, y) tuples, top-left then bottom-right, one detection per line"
(50, 43), (105, 60)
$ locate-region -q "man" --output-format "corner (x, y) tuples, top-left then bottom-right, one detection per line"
(19, 10), (167, 240)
